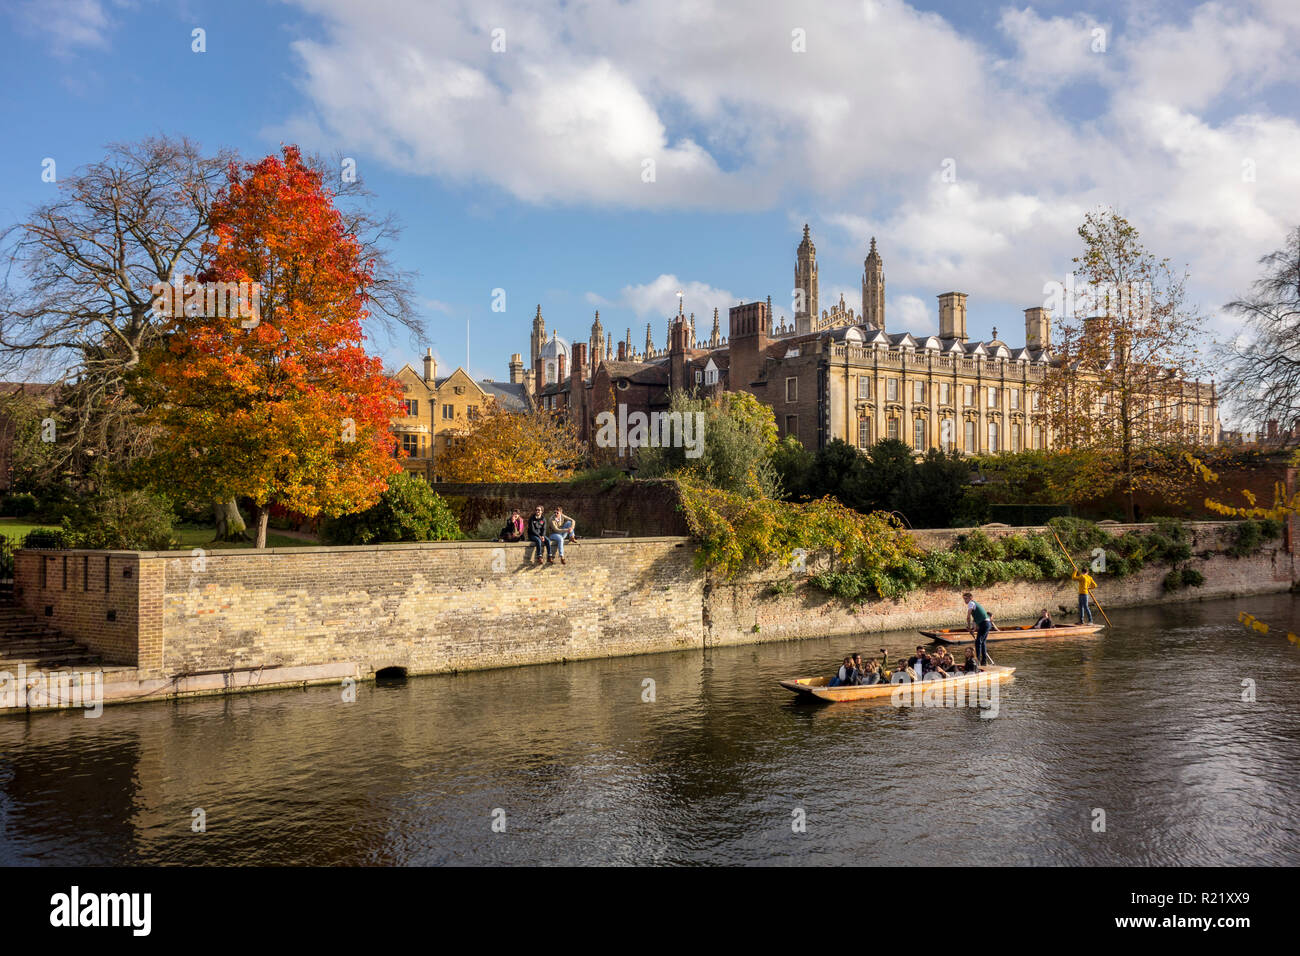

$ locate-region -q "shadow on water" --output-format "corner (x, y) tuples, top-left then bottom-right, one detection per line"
(2, 592), (1298, 865)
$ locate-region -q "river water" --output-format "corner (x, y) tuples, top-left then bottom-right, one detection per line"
(2, 592), (1298, 866)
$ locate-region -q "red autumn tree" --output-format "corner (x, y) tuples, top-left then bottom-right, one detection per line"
(143, 145), (402, 547)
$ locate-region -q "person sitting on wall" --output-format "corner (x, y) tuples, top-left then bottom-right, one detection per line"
(498, 509), (525, 543)
(527, 506), (548, 565)
(1034, 608), (1054, 629)
(547, 507), (577, 565)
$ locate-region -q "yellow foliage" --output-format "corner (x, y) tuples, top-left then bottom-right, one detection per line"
(436, 405), (586, 482)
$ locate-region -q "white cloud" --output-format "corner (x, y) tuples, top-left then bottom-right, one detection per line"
(614, 275), (736, 336)
(9, 0), (111, 54)
(280, 0), (1300, 336)
(888, 294), (933, 335)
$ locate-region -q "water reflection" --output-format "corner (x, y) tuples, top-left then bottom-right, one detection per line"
(2, 593), (1298, 865)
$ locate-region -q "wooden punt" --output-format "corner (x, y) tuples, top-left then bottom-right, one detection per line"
(778, 665), (1015, 703)
(919, 623), (1104, 643)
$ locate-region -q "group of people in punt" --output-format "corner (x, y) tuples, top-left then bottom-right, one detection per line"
(497, 505), (579, 565)
(827, 644), (984, 686)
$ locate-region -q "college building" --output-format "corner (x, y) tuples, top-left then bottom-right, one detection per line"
(516, 227), (1221, 459)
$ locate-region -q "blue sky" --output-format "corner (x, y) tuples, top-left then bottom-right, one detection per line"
(2, 0), (1298, 397)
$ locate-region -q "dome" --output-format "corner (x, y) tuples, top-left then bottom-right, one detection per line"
(539, 334), (570, 360)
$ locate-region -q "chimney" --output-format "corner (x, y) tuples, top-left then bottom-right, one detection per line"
(727, 300), (770, 390)
(423, 347), (435, 383)
(508, 352), (524, 384)
(557, 352), (566, 382)
(938, 292), (968, 341)
(571, 342), (587, 384)
(1024, 307), (1050, 350)
(617, 341), (627, 361)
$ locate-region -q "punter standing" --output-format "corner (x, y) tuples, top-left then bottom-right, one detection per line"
(1072, 568), (1097, 624)
(964, 591), (991, 665)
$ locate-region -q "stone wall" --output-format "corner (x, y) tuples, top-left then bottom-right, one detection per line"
(436, 478), (688, 537)
(156, 537), (700, 678)
(704, 522), (1295, 646)
(10, 522), (1295, 691)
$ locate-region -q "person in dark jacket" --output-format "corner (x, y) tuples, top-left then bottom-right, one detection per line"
(526, 506), (548, 564)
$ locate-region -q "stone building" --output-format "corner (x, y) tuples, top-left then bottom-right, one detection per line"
(391, 350), (529, 480)
(515, 226), (1222, 458)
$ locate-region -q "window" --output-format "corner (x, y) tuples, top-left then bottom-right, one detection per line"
(785, 415), (798, 435)
(695, 369), (702, 384)
(963, 384), (974, 407)
(913, 418), (926, 449)
(858, 417), (871, 447)
(987, 386), (998, 406)
(1032, 391), (1041, 411)
(887, 378), (899, 401)
(964, 420), (976, 452)
(940, 417), (955, 451)
(705, 367), (718, 385)
(939, 383), (951, 405)
(467, 405), (480, 420)
(1009, 388), (1020, 411)
(858, 377), (871, 400)
(887, 418), (900, 440)
(400, 434), (421, 456)
(403, 399), (419, 417)
(988, 421), (999, 453)
(1012, 422), (1021, 452)
(785, 377), (798, 402)
(1032, 425), (1042, 449)
(442, 404), (455, 420)
(912, 380), (926, 403)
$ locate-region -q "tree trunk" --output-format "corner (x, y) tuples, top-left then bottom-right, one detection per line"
(254, 505), (269, 549)
(212, 497), (248, 541)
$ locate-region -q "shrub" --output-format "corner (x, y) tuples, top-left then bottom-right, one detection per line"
(61, 486), (177, 551)
(321, 472), (462, 545)
(1162, 568), (1185, 592)
(0, 492), (38, 517)
(1180, 567), (1205, 588)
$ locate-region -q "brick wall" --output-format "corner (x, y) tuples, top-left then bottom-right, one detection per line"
(437, 478), (688, 537)
(156, 537), (701, 677)
(12, 550), (158, 670)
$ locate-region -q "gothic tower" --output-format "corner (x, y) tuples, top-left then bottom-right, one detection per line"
(794, 224), (818, 335)
(589, 310), (605, 371)
(530, 304), (546, 374)
(861, 236), (885, 331)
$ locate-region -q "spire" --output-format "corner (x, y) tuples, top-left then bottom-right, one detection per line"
(861, 237), (885, 332)
(711, 307), (720, 347)
(795, 224), (818, 334)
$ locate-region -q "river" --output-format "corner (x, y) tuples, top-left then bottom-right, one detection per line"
(2, 592), (1298, 865)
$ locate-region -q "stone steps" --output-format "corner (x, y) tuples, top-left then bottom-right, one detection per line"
(0, 603), (101, 669)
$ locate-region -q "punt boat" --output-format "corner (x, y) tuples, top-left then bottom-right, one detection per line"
(919, 623), (1104, 643)
(778, 665), (1015, 703)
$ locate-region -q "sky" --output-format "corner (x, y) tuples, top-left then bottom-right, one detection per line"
(1, 0), (1298, 408)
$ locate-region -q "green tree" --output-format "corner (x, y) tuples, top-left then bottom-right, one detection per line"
(637, 390), (781, 497)
(321, 471), (462, 545)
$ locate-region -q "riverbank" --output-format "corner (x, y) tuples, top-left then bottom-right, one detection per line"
(2, 521), (1294, 713)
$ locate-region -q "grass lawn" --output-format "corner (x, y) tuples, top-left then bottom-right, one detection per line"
(0, 518), (318, 550)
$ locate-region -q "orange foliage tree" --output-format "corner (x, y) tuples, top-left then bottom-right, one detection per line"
(141, 146), (402, 546)
(437, 405), (585, 482)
